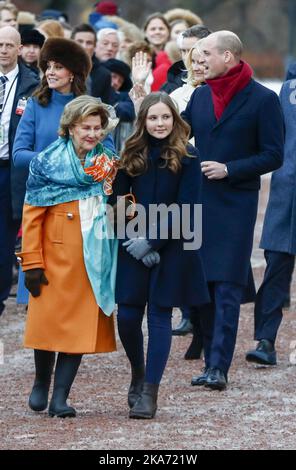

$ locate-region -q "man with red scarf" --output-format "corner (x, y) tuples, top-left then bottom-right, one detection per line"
(182, 31), (284, 390)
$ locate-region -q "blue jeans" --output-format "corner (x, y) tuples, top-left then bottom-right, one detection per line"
(117, 303), (172, 384)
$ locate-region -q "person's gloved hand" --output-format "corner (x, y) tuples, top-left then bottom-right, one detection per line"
(142, 251), (160, 268)
(122, 237), (151, 260)
(24, 268), (49, 297)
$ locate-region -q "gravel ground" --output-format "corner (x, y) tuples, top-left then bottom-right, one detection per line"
(1, 176), (296, 450)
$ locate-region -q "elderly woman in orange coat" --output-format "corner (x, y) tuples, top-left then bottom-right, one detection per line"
(17, 95), (119, 418)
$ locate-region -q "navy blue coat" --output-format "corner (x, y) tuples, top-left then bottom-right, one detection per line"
(182, 79), (284, 286)
(260, 80), (296, 254)
(109, 142), (210, 308)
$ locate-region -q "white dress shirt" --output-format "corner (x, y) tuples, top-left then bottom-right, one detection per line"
(0, 64), (19, 160)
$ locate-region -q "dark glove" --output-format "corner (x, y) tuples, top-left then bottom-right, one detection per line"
(142, 251), (160, 268)
(122, 238), (151, 260)
(24, 268), (49, 297)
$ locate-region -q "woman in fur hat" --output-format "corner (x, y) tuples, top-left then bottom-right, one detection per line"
(164, 8), (203, 28)
(14, 37), (92, 168)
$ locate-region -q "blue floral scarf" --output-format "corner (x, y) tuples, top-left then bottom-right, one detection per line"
(25, 137), (119, 316)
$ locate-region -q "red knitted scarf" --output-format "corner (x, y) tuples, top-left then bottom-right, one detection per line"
(206, 60), (253, 120)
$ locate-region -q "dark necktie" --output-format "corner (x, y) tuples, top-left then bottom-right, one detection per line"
(0, 76), (8, 113)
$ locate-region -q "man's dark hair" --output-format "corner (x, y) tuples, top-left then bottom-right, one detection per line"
(182, 25), (212, 40)
(71, 23), (97, 43)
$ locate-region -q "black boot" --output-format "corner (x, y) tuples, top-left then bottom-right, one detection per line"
(128, 364), (145, 409)
(129, 382), (159, 419)
(48, 353), (82, 418)
(29, 350), (55, 412)
(184, 324), (203, 360)
(172, 318), (193, 336)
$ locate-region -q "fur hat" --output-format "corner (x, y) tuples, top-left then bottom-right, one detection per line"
(164, 8), (203, 28)
(39, 38), (91, 80)
(21, 29), (45, 48)
(17, 11), (36, 25)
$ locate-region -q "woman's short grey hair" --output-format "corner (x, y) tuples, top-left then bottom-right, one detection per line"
(59, 95), (110, 138)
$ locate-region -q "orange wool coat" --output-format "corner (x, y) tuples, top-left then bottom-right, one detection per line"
(18, 201), (116, 354)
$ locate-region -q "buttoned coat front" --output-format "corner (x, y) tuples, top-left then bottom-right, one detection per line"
(109, 143), (210, 308)
(19, 201), (116, 354)
(182, 80), (284, 287)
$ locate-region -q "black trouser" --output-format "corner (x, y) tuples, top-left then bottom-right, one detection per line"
(254, 250), (295, 343)
(199, 282), (244, 376)
(0, 167), (20, 314)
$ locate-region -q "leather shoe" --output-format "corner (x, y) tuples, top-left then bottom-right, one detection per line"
(205, 367), (227, 391)
(191, 367), (210, 386)
(245, 339), (277, 365)
(172, 318), (193, 336)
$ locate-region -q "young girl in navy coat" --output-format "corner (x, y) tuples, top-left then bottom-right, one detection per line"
(110, 92), (209, 419)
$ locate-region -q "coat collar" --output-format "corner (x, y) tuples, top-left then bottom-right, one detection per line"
(212, 79), (255, 129)
(16, 61), (39, 96)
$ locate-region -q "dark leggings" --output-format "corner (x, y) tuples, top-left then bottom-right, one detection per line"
(117, 304), (172, 384)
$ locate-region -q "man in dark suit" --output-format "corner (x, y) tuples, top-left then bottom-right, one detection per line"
(0, 26), (39, 315)
(71, 23), (115, 105)
(182, 30), (284, 389)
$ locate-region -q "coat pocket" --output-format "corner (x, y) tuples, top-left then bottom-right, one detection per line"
(52, 213), (64, 244)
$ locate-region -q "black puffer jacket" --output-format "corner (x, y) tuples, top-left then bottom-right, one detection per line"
(161, 60), (186, 94)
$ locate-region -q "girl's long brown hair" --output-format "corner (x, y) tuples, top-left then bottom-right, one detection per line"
(120, 92), (191, 176)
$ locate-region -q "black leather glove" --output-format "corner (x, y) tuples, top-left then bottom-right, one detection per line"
(24, 268), (49, 297)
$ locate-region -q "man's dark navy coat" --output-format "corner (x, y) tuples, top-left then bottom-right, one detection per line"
(182, 79), (284, 287)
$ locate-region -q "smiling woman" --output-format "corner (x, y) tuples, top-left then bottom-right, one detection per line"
(16, 95), (119, 419)
(12, 38), (116, 332)
(59, 96), (109, 163)
(143, 13), (170, 53)
(145, 101), (174, 139)
(45, 60), (73, 94)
